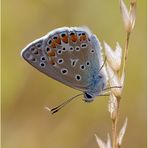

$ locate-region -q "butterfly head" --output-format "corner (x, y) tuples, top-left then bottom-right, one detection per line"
(83, 92), (94, 102)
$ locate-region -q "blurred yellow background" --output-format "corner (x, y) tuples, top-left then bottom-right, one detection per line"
(2, 0), (146, 148)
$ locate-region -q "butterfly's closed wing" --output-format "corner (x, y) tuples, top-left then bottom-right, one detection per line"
(21, 27), (105, 93)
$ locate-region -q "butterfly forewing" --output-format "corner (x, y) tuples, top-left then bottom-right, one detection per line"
(21, 27), (102, 91)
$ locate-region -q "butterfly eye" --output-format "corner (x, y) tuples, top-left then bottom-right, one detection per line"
(81, 43), (88, 48)
(39, 62), (46, 68)
(61, 68), (68, 75)
(75, 74), (81, 81)
(84, 92), (93, 99)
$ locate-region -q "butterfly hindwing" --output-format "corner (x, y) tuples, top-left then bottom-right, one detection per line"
(21, 27), (102, 92)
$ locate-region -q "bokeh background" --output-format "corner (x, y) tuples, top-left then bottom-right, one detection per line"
(2, 0), (147, 148)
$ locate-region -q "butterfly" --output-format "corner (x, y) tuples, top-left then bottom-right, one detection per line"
(21, 27), (109, 113)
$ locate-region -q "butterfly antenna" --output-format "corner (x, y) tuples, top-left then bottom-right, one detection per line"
(99, 94), (110, 96)
(98, 56), (107, 73)
(50, 93), (83, 114)
(103, 86), (122, 91)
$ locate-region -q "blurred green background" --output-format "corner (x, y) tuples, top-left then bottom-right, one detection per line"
(2, 0), (146, 148)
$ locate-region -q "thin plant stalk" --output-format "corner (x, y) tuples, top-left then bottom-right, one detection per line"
(112, 32), (131, 148)
(112, 98), (120, 148)
(121, 32), (131, 76)
(95, 1), (136, 147)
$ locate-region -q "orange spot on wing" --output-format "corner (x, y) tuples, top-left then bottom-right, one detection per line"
(71, 34), (77, 42)
(55, 36), (61, 44)
(51, 41), (56, 48)
(80, 35), (87, 41)
(49, 60), (56, 65)
(62, 35), (68, 43)
(48, 50), (56, 57)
